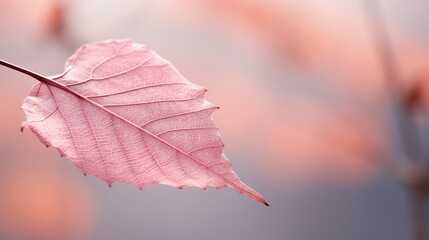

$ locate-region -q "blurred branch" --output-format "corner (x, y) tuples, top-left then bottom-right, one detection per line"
(363, 0), (423, 160)
(368, 154), (429, 189)
(362, 1), (428, 240)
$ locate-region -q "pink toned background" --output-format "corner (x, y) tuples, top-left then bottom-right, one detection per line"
(0, 0), (429, 239)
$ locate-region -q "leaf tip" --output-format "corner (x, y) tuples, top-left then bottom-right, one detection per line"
(254, 194), (269, 206)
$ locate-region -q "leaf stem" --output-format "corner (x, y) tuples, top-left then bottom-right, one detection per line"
(0, 58), (50, 84)
(0, 58), (80, 97)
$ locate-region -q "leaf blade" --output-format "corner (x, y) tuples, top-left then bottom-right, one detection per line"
(21, 39), (268, 206)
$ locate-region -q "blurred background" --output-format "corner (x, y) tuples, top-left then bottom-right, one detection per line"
(1, 0), (429, 239)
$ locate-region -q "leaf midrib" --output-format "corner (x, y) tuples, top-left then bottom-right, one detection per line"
(52, 78), (250, 193)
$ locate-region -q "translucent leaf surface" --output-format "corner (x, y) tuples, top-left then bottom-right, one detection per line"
(21, 39), (268, 206)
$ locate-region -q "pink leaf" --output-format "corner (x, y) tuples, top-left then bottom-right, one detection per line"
(19, 39), (268, 206)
